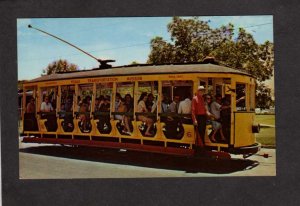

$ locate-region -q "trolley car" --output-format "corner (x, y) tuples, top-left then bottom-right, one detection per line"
(21, 62), (261, 157)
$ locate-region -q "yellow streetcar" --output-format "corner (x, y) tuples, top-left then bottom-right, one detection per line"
(21, 62), (261, 157)
(20, 25), (261, 158)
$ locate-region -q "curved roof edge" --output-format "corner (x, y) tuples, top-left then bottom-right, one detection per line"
(27, 63), (253, 83)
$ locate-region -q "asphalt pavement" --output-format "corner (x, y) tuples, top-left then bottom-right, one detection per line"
(19, 139), (276, 179)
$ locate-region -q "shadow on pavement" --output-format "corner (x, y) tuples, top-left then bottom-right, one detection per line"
(19, 145), (259, 174)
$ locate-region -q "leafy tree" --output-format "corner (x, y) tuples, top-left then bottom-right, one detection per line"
(130, 61), (140, 65)
(42, 59), (78, 75)
(256, 83), (274, 110)
(147, 17), (274, 109)
(147, 17), (274, 82)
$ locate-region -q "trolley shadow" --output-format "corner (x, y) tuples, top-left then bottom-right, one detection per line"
(19, 145), (259, 174)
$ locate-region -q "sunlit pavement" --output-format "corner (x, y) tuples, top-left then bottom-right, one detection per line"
(19, 138), (275, 179)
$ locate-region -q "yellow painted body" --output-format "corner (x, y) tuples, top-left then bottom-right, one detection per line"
(22, 71), (257, 151)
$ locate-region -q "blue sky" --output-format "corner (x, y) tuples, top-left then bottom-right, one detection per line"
(17, 16), (273, 81)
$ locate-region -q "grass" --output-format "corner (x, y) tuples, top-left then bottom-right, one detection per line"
(255, 114), (275, 147)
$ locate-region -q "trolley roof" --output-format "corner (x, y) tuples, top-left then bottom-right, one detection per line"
(27, 63), (252, 83)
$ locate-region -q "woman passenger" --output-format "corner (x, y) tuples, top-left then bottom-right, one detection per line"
(79, 98), (89, 131)
(26, 97), (35, 113)
(137, 92), (154, 136)
(117, 98), (131, 135)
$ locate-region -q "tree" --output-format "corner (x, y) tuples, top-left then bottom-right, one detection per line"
(42, 59), (79, 75)
(256, 83), (274, 110)
(147, 17), (274, 82)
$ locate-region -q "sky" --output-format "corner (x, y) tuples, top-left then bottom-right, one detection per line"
(17, 16), (274, 82)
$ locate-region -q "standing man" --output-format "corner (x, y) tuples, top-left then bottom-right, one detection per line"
(192, 86), (207, 149)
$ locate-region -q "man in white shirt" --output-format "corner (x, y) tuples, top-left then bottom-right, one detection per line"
(178, 94), (192, 114)
(40, 96), (53, 112)
(178, 93), (192, 124)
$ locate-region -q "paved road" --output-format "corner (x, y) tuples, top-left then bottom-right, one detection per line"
(19, 139), (276, 179)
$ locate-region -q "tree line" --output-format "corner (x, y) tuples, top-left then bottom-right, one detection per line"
(42, 17), (274, 110)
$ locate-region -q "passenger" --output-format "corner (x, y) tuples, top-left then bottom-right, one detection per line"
(178, 93), (192, 114)
(118, 98), (131, 135)
(124, 94), (134, 113)
(192, 86), (207, 148)
(85, 96), (91, 111)
(137, 92), (154, 136)
(79, 98), (89, 132)
(210, 94), (229, 142)
(124, 94), (134, 132)
(98, 95), (105, 109)
(160, 94), (170, 122)
(169, 96), (180, 113)
(26, 97), (35, 113)
(60, 103), (66, 118)
(161, 94), (170, 113)
(40, 96), (53, 113)
(178, 93), (192, 124)
(77, 96), (82, 112)
(98, 95), (111, 132)
(115, 93), (122, 112)
(63, 96), (74, 131)
(99, 95), (110, 112)
(115, 97), (125, 121)
(146, 93), (157, 113)
(204, 94), (214, 119)
(94, 97), (101, 112)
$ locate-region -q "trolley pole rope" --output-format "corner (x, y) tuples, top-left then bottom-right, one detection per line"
(28, 24), (101, 63)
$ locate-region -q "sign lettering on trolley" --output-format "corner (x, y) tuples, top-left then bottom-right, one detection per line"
(71, 80), (80, 84)
(127, 76), (142, 81)
(45, 81), (58, 85)
(88, 77), (118, 83)
(168, 75), (183, 79)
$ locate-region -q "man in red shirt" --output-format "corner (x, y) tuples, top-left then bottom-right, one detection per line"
(192, 86), (207, 148)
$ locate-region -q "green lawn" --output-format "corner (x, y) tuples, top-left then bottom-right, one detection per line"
(255, 114), (275, 147)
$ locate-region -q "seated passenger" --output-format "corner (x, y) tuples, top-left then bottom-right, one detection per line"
(161, 95), (170, 112)
(116, 98), (131, 135)
(94, 97), (101, 112)
(62, 97), (74, 132)
(40, 95), (57, 131)
(204, 94), (214, 121)
(169, 96), (180, 113)
(26, 97), (35, 113)
(60, 103), (66, 118)
(65, 96), (73, 112)
(99, 96), (110, 112)
(85, 95), (92, 111)
(115, 93), (121, 111)
(124, 94), (134, 132)
(97, 95), (111, 133)
(79, 98), (89, 132)
(146, 93), (157, 113)
(115, 97), (126, 121)
(178, 93), (192, 124)
(24, 97), (38, 131)
(137, 92), (154, 136)
(40, 96), (53, 113)
(125, 94), (134, 115)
